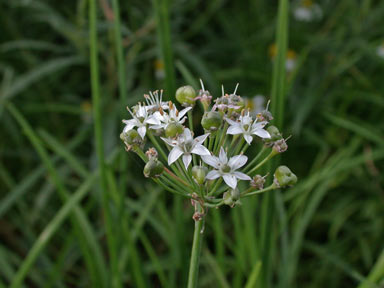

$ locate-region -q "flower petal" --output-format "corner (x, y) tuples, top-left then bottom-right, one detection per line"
(227, 125), (242, 135)
(195, 133), (210, 144)
(178, 107), (192, 119)
(206, 170), (221, 180)
(184, 128), (192, 141)
(202, 155), (220, 169)
(137, 126), (146, 139)
(191, 144), (211, 156)
(225, 118), (238, 126)
(146, 115), (161, 125)
(219, 147), (228, 164)
(182, 154), (192, 170)
(253, 128), (271, 139)
(233, 171), (252, 181)
(228, 154), (248, 170)
(223, 174), (237, 189)
(244, 134), (253, 144)
(160, 137), (176, 146)
(168, 147), (183, 165)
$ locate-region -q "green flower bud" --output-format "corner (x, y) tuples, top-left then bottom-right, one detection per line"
(263, 125), (282, 146)
(223, 188), (241, 207)
(165, 122), (184, 138)
(201, 111), (222, 131)
(176, 85), (196, 107)
(143, 159), (164, 178)
(274, 165), (297, 187)
(192, 166), (208, 185)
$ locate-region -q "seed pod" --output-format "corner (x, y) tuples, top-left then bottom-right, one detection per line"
(165, 122), (184, 138)
(201, 111), (222, 131)
(120, 129), (141, 145)
(176, 85), (196, 107)
(274, 165), (297, 187)
(192, 166), (208, 185)
(223, 188), (241, 207)
(143, 159), (164, 178)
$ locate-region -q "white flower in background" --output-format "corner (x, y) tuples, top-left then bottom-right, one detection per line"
(293, 0), (322, 22)
(377, 43), (384, 59)
(122, 104), (161, 139)
(245, 95), (266, 117)
(202, 147), (251, 189)
(226, 112), (270, 144)
(144, 90), (169, 112)
(161, 128), (210, 169)
(151, 105), (192, 130)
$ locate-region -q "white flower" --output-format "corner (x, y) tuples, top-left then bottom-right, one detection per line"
(293, 0), (322, 22)
(144, 90), (169, 112)
(122, 104), (161, 139)
(377, 44), (384, 59)
(161, 128), (210, 169)
(202, 147), (251, 189)
(225, 112), (270, 144)
(151, 105), (192, 130)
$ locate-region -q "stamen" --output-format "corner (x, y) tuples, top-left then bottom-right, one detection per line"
(221, 85), (224, 96)
(233, 83), (239, 95)
(199, 79), (205, 91)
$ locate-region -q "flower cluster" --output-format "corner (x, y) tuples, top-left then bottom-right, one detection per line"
(120, 82), (297, 217)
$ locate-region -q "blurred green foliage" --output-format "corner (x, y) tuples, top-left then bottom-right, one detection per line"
(1, 0), (384, 287)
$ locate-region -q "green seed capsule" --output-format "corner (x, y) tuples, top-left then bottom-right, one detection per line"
(201, 111), (222, 131)
(274, 165), (297, 187)
(192, 166), (208, 185)
(165, 122), (184, 138)
(120, 129), (141, 145)
(143, 159), (164, 178)
(176, 85), (196, 106)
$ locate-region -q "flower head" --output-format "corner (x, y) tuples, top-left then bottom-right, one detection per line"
(122, 104), (161, 139)
(161, 128), (210, 169)
(226, 111), (271, 144)
(202, 147), (251, 189)
(151, 104), (192, 130)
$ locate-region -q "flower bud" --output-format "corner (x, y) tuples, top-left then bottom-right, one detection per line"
(176, 85), (196, 107)
(273, 165), (297, 187)
(143, 159), (164, 178)
(263, 125), (283, 146)
(223, 188), (241, 207)
(165, 122), (184, 138)
(201, 111), (222, 131)
(192, 165), (208, 185)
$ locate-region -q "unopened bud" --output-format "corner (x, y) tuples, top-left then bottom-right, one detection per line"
(201, 111), (222, 131)
(165, 122), (184, 138)
(120, 129), (142, 145)
(264, 125), (283, 146)
(192, 166), (208, 185)
(176, 85), (196, 107)
(223, 188), (241, 207)
(274, 166), (297, 187)
(143, 159), (164, 178)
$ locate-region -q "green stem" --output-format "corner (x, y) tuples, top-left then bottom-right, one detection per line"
(248, 150), (277, 176)
(241, 184), (277, 198)
(187, 213), (205, 288)
(244, 146), (267, 172)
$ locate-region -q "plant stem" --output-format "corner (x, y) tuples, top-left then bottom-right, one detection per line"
(187, 213), (205, 288)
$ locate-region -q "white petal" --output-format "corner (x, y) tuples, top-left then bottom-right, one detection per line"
(244, 134), (253, 144)
(206, 170), (221, 180)
(225, 118), (238, 126)
(168, 147), (183, 165)
(149, 124), (165, 130)
(160, 137), (176, 146)
(182, 154), (192, 170)
(146, 115), (161, 125)
(191, 144), (211, 156)
(219, 147), (228, 164)
(178, 107), (192, 119)
(122, 119), (136, 132)
(253, 128), (271, 139)
(201, 155), (220, 169)
(233, 171), (252, 181)
(223, 174), (237, 189)
(195, 133), (210, 144)
(184, 128), (192, 140)
(228, 154), (248, 170)
(227, 125), (242, 135)
(137, 126), (146, 139)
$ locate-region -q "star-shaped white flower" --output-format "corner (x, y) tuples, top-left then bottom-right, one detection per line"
(161, 128), (210, 169)
(202, 147), (251, 189)
(226, 112), (271, 144)
(144, 90), (169, 112)
(122, 104), (161, 139)
(151, 105), (192, 130)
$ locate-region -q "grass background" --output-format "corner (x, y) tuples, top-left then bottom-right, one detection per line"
(1, 0), (384, 287)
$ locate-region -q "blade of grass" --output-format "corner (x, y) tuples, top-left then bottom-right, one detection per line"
(89, 0), (120, 286)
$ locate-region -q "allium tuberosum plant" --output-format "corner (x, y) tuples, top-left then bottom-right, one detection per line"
(120, 81), (297, 287)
